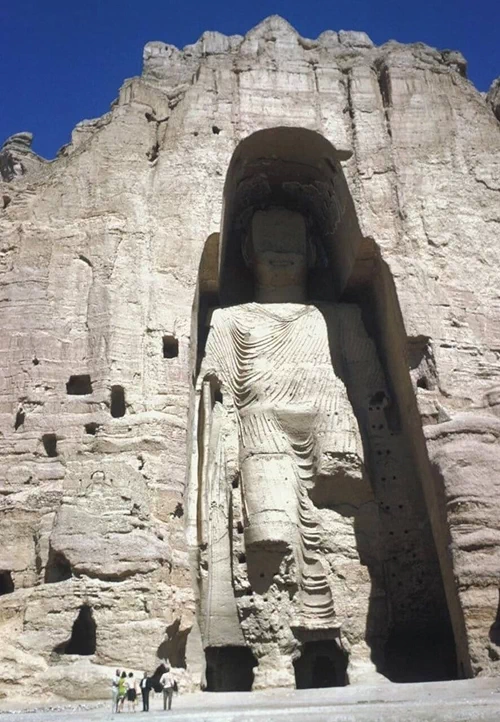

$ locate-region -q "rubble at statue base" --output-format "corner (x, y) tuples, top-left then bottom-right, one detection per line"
(1, 15), (499, 701)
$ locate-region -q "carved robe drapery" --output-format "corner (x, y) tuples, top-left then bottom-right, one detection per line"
(188, 301), (384, 648)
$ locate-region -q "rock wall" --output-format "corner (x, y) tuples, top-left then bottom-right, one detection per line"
(0, 15), (499, 698)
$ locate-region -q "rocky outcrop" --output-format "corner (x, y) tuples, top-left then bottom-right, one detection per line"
(425, 390), (500, 676)
(0, 133), (46, 183)
(1, 15), (499, 699)
(487, 77), (500, 121)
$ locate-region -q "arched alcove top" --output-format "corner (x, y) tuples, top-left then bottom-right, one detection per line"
(224, 127), (349, 178)
(218, 127), (370, 306)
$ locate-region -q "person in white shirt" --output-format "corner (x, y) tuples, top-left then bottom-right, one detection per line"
(111, 669), (120, 713)
(160, 667), (175, 711)
(126, 672), (138, 712)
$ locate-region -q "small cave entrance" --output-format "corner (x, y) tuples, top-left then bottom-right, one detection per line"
(294, 640), (348, 689)
(110, 385), (126, 418)
(42, 433), (58, 457)
(382, 623), (458, 683)
(157, 619), (188, 668)
(490, 589), (500, 647)
(162, 335), (179, 359)
(66, 374), (92, 395)
(0, 571), (14, 595)
(14, 408), (25, 430)
(205, 646), (257, 691)
(54, 604), (96, 656)
(45, 549), (73, 583)
(84, 422), (100, 435)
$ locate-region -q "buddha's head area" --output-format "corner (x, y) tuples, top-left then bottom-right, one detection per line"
(243, 209), (310, 303)
(190, 126), (462, 691)
(214, 127), (363, 309)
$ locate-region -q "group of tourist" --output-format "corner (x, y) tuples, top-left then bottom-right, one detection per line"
(111, 665), (177, 713)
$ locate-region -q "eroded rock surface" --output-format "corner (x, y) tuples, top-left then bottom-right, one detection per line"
(425, 390), (500, 676)
(1, 14), (500, 699)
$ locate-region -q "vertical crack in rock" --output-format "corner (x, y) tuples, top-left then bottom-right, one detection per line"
(145, 109), (170, 163)
(146, 141), (160, 162)
(343, 69), (357, 149)
(78, 254), (93, 267)
(374, 59), (393, 139)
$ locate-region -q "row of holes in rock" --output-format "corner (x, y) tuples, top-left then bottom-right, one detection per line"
(32, 336), (179, 381)
(16, 386), (128, 444)
(16, 334), (179, 437)
(16, 387), (125, 457)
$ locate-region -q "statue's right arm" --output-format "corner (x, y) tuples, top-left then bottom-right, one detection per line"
(186, 308), (236, 550)
(196, 308), (232, 389)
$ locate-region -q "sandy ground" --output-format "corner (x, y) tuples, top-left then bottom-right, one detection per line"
(1, 679), (500, 721)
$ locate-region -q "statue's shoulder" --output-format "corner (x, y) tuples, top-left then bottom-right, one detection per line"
(314, 301), (363, 324)
(209, 304), (251, 327)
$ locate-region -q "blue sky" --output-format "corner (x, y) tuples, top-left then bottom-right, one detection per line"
(1, 0), (499, 158)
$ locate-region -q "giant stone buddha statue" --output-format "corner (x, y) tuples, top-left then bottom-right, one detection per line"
(188, 207), (387, 688)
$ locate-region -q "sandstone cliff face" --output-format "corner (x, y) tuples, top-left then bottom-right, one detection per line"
(0, 15), (499, 698)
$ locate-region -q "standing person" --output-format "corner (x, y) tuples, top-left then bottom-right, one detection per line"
(160, 666), (175, 711)
(140, 672), (151, 712)
(111, 669), (120, 713)
(127, 671), (138, 712)
(117, 671), (128, 712)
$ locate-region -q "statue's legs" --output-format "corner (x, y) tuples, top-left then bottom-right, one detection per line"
(252, 648), (297, 690)
(241, 453), (300, 549)
(241, 451), (336, 626)
(239, 453), (300, 688)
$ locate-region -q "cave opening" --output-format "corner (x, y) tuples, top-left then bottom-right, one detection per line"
(294, 640), (348, 689)
(382, 623), (457, 683)
(66, 374), (92, 395)
(490, 589), (500, 647)
(0, 571), (14, 595)
(110, 385), (126, 418)
(163, 335), (179, 359)
(14, 408), (25, 430)
(157, 619), (188, 668)
(84, 422), (100, 435)
(42, 433), (58, 457)
(205, 646), (257, 691)
(45, 549), (73, 583)
(54, 604), (96, 655)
